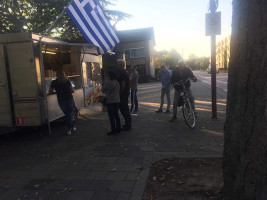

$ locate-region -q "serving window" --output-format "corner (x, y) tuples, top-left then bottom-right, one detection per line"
(42, 44), (82, 94)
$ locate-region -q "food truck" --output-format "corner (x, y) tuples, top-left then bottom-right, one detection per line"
(0, 32), (102, 134)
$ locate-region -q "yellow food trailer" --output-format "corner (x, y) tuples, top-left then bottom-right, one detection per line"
(0, 32), (101, 134)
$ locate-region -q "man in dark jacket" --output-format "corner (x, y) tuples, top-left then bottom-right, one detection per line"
(117, 59), (132, 130)
(169, 60), (197, 122)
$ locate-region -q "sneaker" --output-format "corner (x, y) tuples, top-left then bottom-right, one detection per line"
(72, 127), (77, 132)
(155, 109), (163, 113)
(169, 115), (177, 122)
(165, 110), (170, 113)
(67, 130), (72, 135)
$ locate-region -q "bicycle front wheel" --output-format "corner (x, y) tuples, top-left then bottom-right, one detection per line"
(183, 100), (196, 129)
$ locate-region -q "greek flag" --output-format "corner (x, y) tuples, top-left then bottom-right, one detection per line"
(66, 0), (120, 54)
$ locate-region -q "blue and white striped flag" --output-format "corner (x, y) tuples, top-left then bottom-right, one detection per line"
(66, 0), (120, 54)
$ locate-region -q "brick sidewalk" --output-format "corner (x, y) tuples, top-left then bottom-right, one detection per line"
(0, 81), (226, 200)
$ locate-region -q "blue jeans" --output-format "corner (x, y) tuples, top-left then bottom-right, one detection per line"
(59, 98), (74, 130)
(130, 89), (138, 112)
(160, 86), (171, 110)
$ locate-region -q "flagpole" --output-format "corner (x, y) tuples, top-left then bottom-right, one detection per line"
(39, 0), (73, 41)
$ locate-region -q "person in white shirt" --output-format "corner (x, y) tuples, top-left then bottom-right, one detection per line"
(102, 70), (121, 135)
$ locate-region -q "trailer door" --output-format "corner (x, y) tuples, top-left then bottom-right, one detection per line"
(7, 41), (41, 126)
(0, 45), (12, 127)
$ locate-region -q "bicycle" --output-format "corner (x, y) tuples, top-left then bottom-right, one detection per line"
(174, 78), (196, 129)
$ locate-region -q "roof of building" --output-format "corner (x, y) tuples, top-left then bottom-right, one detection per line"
(116, 27), (155, 45)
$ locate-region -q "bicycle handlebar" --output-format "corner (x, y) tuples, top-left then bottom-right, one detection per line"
(173, 78), (191, 86)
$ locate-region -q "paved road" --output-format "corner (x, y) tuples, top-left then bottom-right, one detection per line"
(0, 81), (226, 200)
(194, 71), (228, 91)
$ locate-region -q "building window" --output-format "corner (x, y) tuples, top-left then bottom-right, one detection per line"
(131, 48), (145, 58)
(124, 48), (145, 59)
(125, 49), (130, 59)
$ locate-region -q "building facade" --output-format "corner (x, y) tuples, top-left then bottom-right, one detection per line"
(115, 27), (155, 77)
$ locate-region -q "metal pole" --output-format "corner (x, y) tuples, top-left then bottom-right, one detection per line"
(39, 0), (73, 42)
(211, 35), (217, 118)
(210, 0), (217, 118)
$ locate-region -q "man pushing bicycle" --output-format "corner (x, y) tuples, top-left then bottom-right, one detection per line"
(169, 60), (197, 122)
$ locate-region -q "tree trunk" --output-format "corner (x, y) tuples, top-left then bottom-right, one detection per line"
(223, 0), (267, 199)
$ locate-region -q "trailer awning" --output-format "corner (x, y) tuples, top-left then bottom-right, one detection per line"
(32, 34), (99, 55)
(32, 34), (68, 45)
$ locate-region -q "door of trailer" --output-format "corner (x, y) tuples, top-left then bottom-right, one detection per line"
(6, 38), (41, 126)
(0, 44), (12, 127)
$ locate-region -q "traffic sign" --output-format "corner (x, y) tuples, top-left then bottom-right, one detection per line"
(205, 12), (221, 36)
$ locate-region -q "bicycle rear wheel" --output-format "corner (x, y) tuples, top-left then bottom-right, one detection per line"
(183, 99), (196, 129)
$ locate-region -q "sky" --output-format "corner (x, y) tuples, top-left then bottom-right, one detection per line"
(108, 0), (232, 59)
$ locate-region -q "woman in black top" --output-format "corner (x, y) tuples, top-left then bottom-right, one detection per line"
(49, 70), (75, 135)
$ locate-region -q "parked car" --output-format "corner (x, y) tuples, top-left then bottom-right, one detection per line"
(207, 64), (219, 74)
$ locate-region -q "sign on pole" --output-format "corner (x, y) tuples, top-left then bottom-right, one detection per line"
(205, 12), (221, 36)
(205, 10), (221, 119)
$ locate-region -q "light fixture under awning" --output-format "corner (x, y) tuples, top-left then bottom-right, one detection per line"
(42, 51), (56, 55)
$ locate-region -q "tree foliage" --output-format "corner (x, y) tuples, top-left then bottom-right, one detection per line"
(195, 57), (209, 71)
(186, 54), (209, 71)
(153, 49), (181, 70)
(154, 50), (168, 69)
(186, 54), (198, 70)
(153, 50), (209, 71)
(164, 49), (182, 70)
(0, 0), (131, 42)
